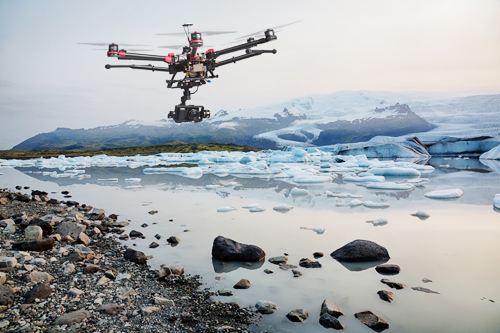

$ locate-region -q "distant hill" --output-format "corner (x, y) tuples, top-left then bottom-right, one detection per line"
(13, 91), (500, 151)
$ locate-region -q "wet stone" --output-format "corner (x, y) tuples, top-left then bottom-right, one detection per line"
(286, 309), (309, 322)
(375, 264), (400, 275)
(380, 279), (405, 290)
(233, 279), (251, 289)
(319, 313), (344, 330)
(377, 290), (395, 303)
(354, 311), (389, 332)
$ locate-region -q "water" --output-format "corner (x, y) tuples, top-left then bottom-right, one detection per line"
(1, 157), (499, 333)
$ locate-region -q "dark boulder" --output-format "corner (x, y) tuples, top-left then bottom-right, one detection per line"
(375, 264), (400, 275)
(330, 240), (390, 262)
(299, 258), (322, 268)
(129, 230), (144, 239)
(286, 309), (309, 322)
(30, 218), (54, 236)
(211, 236), (265, 262)
(319, 313), (344, 330)
(380, 279), (405, 290)
(0, 285), (15, 306)
(377, 290), (394, 303)
(123, 248), (148, 265)
(24, 282), (52, 303)
(12, 238), (55, 251)
(354, 311), (389, 332)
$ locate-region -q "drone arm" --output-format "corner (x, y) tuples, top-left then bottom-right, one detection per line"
(213, 49), (277, 68)
(108, 46), (173, 63)
(210, 29), (277, 59)
(105, 64), (172, 72)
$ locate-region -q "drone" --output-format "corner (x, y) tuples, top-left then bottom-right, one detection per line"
(104, 24), (278, 123)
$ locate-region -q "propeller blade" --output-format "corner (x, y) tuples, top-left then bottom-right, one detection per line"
(78, 42), (150, 47)
(232, 20), (301, 40)
(158, 44), (186, 49)
(155, 30), (237, 36)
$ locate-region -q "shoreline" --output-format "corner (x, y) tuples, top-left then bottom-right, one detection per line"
(0, 188), (255, 332)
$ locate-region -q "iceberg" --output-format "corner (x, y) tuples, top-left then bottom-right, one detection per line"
(493, 194), (500, 210)
(424, 188), (464, 199)
(343, 174), (385, 183)
(249, 207), (265, 213)
(480, 144), (500, 160)
(348, 199), (364, 207)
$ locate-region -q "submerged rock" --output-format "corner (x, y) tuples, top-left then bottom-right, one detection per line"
(268, 256), (288, 265)
(319, 313), (344, 330)
(331, 240), (390, 262)
(377, 290), (394, 303)
(123, 248), (148, 265)
(375, 264), (400, 275)
(233, 279), (251, 289)
(320, 299), (343, 318)
(354, 311), (389, 332)
(211, 236), (265, 262)
(286, 309), (309, 322)
(412, 286), (440, 294)
(255, 300), (278, 314)
(299, 258), (322, 268)
(380, 279), (405, 290)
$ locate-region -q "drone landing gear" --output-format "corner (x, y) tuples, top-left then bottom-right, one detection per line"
(168, 88), (210, 123)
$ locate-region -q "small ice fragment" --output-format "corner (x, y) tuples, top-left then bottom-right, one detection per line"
(369, 167), (421, 177)
(365, 182), (414, 190)
(293, 175), (333, 184)
(249, 207), (265, 213)
(366, 218), (388, 226)
(348, 199), (364, 207)
(290, 187), (310, 197)
(205, 184), (221, 190)
(344, 174), (385, 183)
(125, 178), (141, 183)
(97, 178), (118, 182)
(411, 211), (430, 219)
(242, 203), (260, 209)
(363, 201), (390, 208)
(300, 227), (325, 234)
(494, 194), (500, 210)
(325, 191), (362, 199)
(217, 206), (236, 213)
(424, 188), (463, 199)
(273, 204), (294, 213)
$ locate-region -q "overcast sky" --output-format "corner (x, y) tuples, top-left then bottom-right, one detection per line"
(1, 0), (500, 149)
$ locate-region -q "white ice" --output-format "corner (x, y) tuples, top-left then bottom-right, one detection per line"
(249, 207), (265, 213)
(424, 188), (464, 199)
(365, 182), (415, 190)
(369, 167), (421, 177)
(411, 211), (430, 219)
(216, 206), (237, 213)
(363, 201), (390, 208)
(494, 194), (500, 210)
(290, 187), (310, 197)
(273, 204), (294, 213)
(480, 144), (500, 160)
(366, 218), (388, 226)
(348, 199), (364, 207)
(300, 227), (326, 234)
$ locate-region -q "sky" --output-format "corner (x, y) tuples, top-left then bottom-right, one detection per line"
(1, 0), (500, 149)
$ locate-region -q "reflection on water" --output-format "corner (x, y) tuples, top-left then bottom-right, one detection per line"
(1, 157), (499, 333)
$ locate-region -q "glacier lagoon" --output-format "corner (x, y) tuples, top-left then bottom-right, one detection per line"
(1, 150), (499, 333)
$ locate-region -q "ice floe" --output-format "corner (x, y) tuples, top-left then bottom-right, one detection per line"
(480, 144), (500, 160)
(424, 188), (463, 199)
(290, 188), (310, 197)
(273, 204), (294, 213)
(494, 194), (500, 210)
(369, 167), (420, 177)
(216, 206), (237, 213)
(300, 227), (325, 234)
(365, 182), (415, 190)
(363, 201), (390, 208)
(366, 218), (388, 226)
(249, 207), (265, 213)
(411, 211), (430, 219)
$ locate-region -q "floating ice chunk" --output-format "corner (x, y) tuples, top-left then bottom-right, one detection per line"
(242, 204), (260, 209)
(363, 201), (390, 208)
(366, 218), (388, 226)
(369, 167), (421, 177)
(223, 181), (240, 187)
(293, 174), (333, 184)
(239, 155), (256, 164)
(348, 199), (364, 207)
(290, 187), (310, 197)
(365, 182), (414, 190)
(273, 204), (294, 213)
(325, 191), (362, 199)
(407, 178), (429, 184)
(424, 188), (463, 199)
(300, 227), (325, 234)
(143, 167), (203, 179)
(249, 207), (265, 213)
(494, 194), (500, 210)
(97, 178), (118, 182)
(217, 206), (237, 213)
(205, 184), (222, 190)
(344, 174), (385, 183)
(480, 144), (500, 160)
(411, 211), (430, 219)
(125, 178), (141, 183)
(124, 185), (143, 189)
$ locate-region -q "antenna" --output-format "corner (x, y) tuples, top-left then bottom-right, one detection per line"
(182, 23), (193, 42)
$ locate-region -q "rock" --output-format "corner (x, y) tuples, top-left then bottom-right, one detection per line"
(61, 190), (70, 195)
(286, 309), (309, 322)
(30, 218), (54, 236)
(354, 311), (389, 332)
(97, 276), (110, 286)
(24, 225), (43, 241)
(313, 252), (324, 259)
(73, 245), (95, 261)
(141, 223), (148, 228)
(233, 279), (251, 289)
(154, 234), (161, 240)
(264, 269), (274, 274)
(141, 306), (160, 315)
(1, 219), (16, 234)
(57, 221), (86, 239)
(292, 269), (302, 277)
(422, 278), (433, 283)
(377, 290), (394, 302)
(375, 264), (400, 275)
(154, 296), (174, 306)
(279, 263), (298, 271)
(12, 238), (55, 251)
(129, 230), (144, 238)
(29, 271), (54, 283)
(380, 279), (405, 290)
(78, 232), (91, 246)
(0, 257), (17, 271)
(68, 288), (84, 298)
(319, 313), (344, 330)
(212, 236), (265, 262)
(148, 210), (158, 215)
(218, 289), (233, 296)
(54, 309), (91, 325)
(330, 240), (390, 262)
(0, 285), (15, 306)
(0, 273), (6, 284)
(158, 265), (184, 278)
(149, 242), (159, 248)
(167, 236), (180, 245)
(268, 256), (288, 265)
(299, 258), (322, 268)
(123, 248), (148, 265)
(412, 286), (440, 294)
(63, 263), (76, 275)
(99, 303), (125, 315)
(24, 282), (52, 303)
(88, 208), (105, 220)
(104, 270), (116, 280)
(255, 300), (278, 314)
(321, 299), (343, 318)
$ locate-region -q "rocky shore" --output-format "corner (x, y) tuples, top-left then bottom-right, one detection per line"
(0, 189), (254, 332)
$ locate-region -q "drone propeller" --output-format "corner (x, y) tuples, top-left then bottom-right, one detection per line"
(91, 48), (154, 52)
(78, 42), (150, 47)
(228, 20), (301, 44)
(155, 30), (237, 36)
(157, 44), (187, 49)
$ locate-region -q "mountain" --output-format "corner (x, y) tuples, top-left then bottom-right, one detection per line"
(12, 91), (500, 151)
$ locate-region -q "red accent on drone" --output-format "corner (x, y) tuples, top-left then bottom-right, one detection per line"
(164, 56), (173, 63)
(206, 48), (215, 53)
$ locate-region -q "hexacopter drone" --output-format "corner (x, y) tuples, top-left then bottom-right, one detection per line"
(104, 24), (278, 123)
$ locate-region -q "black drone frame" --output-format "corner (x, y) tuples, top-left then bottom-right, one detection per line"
(105, 29), (277, 122)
